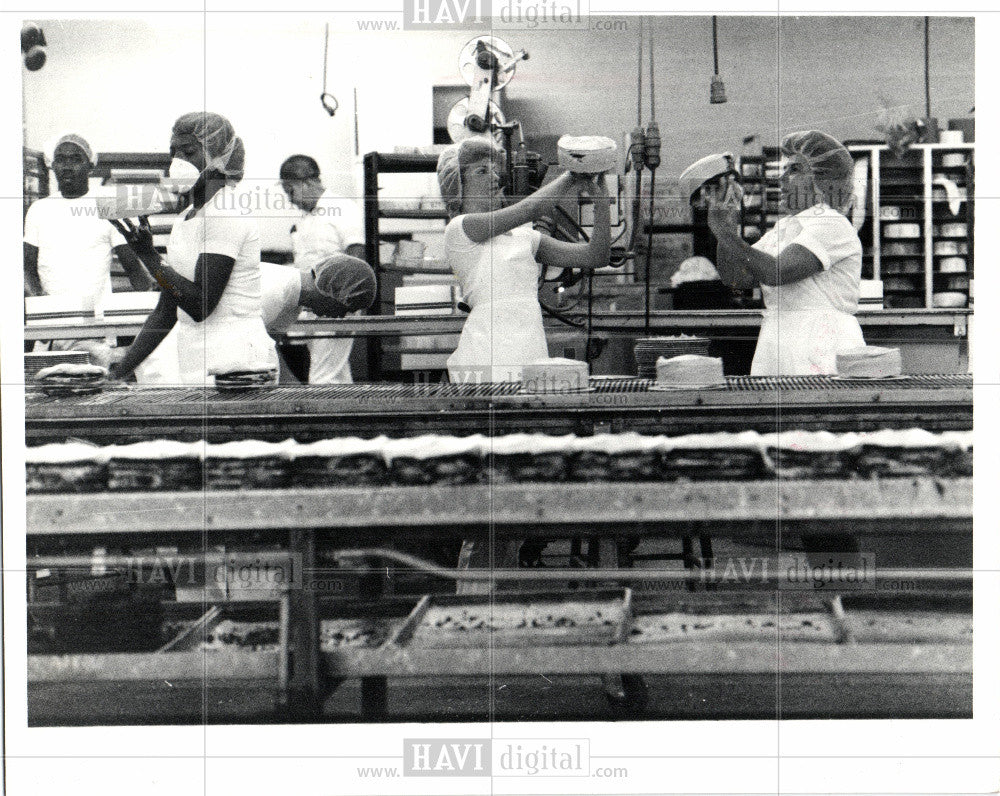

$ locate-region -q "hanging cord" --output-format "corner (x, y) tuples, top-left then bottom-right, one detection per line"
(924, 17), (931, 119)
(648, 27), (655, 122)
(643, 26), (661, 336)
(320, 23), (338, 117)
(712, 16), (720, 74)
(644, 171), (656, 335)
(637, 18), (643, 127)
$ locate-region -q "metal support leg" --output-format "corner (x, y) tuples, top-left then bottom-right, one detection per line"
(596, 536), (648, 715)
(282, 529), (323, 720)
(359, 551), (389, 720)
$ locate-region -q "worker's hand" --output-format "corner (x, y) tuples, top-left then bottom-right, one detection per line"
(706, 195), (740, 234)
(106, 347), (128, 380)
(110, 216), (158, 262)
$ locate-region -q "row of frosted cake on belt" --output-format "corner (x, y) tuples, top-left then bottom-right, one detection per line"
(526, 347), (904, 390)
(24, 429), (973, 493)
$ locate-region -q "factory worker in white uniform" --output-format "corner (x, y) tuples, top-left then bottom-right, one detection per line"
(707, 130), (865, 375)
(280, 155), (367, 384)
(122, 255), (376, 385)
(261, 255), (376, 381)
(109, 112), (277, 384)
(437, 137), (611, 383)
(24, 133), (151, 364)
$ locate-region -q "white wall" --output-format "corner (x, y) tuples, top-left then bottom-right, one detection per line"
(23, 15), (974, 246)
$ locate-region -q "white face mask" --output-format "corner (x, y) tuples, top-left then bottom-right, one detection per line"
(164, 157), (201, 194)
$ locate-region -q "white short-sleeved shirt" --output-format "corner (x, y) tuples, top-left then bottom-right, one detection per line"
(290, 187), (365, 275)
(23, 193), (126, 300)
(753, 204), (863, 314)
(444, 217), (543, 307)
(167, 184), (263, 324)
(259, 262), (302, 335)
(166, 184), (278, 382)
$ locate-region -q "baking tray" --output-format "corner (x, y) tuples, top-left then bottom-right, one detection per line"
(404, 588), (632, 648)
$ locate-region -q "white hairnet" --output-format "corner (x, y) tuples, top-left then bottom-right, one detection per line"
(436, 137), (504, 218)
(780, 130), (854, 211)
(314, 254), (377, 313)
(172, 112), (243, 179)
(48, 133), (94, 165)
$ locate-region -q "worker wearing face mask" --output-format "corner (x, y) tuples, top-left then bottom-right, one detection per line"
(707, 130), (865, 375)
(109, 112), (278, 385)
(279, 155), (367, 384)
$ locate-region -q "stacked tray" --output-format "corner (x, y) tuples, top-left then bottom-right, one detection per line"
(633, 336), (711, 379)
(212, 369), (278, 392)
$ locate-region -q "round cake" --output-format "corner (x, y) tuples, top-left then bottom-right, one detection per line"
(655, 354), (725, 388)
(835, 346), (902, 378)
(521, 358), (590, 393)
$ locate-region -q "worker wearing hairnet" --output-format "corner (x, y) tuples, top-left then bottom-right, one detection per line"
(437, 136), (611, 384)
(125, 256), (376, 384)
(110, 111), (278, 385)
(438, 136), (612, 587)
(24, 132), (152, 366)
(280, 154), (367, 383)
(705, 130), (865, 375)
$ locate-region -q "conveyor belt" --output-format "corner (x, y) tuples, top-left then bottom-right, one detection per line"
(25, 375), (973, 443)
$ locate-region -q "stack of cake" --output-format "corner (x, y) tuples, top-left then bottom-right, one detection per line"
(35, 363), (109, 397)
(287, 436), (389, 487)
(24, 429), (974, 493)
(654, 354), (726, 389)
(25, 442), (108, 493)
(105, 440), (205, 491)
(382, 435), (486, 486)
(204, 439), (296, 490)
(26, 351), (90, 381)
(520, 358), (590, 393)
(211, 368), (278, 392)
(633, 336), (711, 379)
(835, 346), (902, 378)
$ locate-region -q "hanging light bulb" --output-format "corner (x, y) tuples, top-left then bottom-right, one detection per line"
(21, 22), (47, 71)
(710, 17), (727, 104)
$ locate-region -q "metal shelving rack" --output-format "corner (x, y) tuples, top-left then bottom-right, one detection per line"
(362, 152), (449, 379)
(739, 142), (975, 310)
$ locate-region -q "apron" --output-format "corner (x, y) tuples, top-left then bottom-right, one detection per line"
(300, 308), (354, 384)
(447, 295), (548, 383)
(751, 308), (865, 376)
(176, 315), (279, 385)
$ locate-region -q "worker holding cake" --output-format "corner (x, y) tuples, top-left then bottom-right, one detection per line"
(437, 136), (611, 383)
(705, 130), (865, 375)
